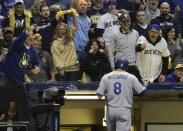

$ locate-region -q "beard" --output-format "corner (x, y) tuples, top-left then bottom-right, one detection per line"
(149, 4), (158, 10)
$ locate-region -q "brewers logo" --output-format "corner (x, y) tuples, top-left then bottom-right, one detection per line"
(19, 53), (30, 67)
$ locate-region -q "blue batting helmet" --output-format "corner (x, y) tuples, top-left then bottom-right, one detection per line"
(115, 59), (129, 69)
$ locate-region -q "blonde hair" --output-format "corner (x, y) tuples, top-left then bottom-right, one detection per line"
(53, 22), (71, 44)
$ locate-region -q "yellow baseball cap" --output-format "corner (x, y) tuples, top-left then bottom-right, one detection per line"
(3, 27), (13, 33)
(175, 64), (183, 69)
(33, 33), (42, 40)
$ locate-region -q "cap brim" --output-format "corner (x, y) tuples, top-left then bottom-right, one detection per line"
(176, 67), (183, 69)
(121, 18), (130, 21)
(5, 30), (13, 32)
(175, 65), (183, 69)
(4, 29), (13, 33)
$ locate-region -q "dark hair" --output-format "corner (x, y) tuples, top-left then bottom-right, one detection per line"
(39, 5), (49, 12)
(162, 25), (176, 41)
(86, 38), (102, 52)
(136, 9), (146, 16)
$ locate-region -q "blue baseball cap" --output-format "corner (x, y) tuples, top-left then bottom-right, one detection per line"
(107, 0), (117, 6)
(115, 59), (129, 69)
(147, 24), (160, 31)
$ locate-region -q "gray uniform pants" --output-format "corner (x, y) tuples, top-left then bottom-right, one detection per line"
(107, 107), (131, 131)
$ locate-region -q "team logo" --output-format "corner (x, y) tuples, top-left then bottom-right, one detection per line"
(15, 19), (25, 28)
(41, 57), (46, 64)
(144, 49), (162, 55)
(19, 53), (30, 67)
(91, 15), (100, 24)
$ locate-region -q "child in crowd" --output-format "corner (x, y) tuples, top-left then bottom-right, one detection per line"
(162, 25), (183, 74)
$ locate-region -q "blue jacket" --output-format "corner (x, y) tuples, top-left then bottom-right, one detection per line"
(0, 31), (41, 84)
(165, 73), (180, 83)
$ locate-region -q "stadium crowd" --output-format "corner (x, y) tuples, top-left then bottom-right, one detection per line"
(0, 0), (182, 83)
(0, 0), (183, 130)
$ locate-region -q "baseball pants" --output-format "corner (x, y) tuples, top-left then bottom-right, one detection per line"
(107, 106), (131, 131)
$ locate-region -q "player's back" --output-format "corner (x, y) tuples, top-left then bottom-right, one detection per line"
(102, 71), (142, 108)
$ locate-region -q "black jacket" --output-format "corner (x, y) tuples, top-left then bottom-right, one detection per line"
(82, 52), (111, 81)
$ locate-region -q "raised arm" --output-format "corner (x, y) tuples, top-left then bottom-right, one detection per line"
(69, 9), (78, 38)
(11, 31), (27, 50)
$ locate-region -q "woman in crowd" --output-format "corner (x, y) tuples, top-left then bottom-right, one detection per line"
(81, 38), (111, 82)
(51, 22), (79, 81)
(162, 25), (183, 74)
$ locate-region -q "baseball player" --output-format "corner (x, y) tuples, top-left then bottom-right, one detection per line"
(136, 24), (170, 83)
(97, 59), (146, 131)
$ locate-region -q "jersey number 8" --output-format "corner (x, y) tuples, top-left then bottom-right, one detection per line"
(114, 82), (121, 94)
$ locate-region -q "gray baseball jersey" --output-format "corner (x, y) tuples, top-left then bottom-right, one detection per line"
(97, 70), (146, 108)
(97, 70), (145, 131)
